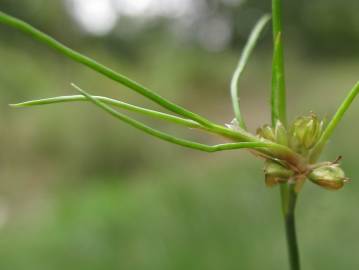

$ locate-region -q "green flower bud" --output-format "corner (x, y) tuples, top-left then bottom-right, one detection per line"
(257, 124), (276, 142)
(264, 161), (294, 187)
(256, 121), (288, 146)
(274, 120), (288, 146)
(290, 113), (324, 152)
(308, 164), (349, 190)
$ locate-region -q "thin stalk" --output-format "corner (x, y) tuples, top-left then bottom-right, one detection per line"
(283, 183), (300, 270)
(68, 86), (303, 165)
(271, 0), (300, 269)
(10, 93), (305, 166)
(309, 81), (359, 163)
(71, 84), (270, 152)
(271, 0), (287, 127)
(230, 14), (271, 129)
(0, 11), (213, 128)
(281, 172), (301, 270)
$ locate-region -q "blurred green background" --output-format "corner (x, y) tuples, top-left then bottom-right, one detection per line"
(0, 0), (359, 269)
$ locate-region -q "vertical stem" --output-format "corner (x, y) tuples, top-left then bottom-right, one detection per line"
(283, 184), (301, 270)
(271, 0), (287, 126)
(271, 0), (301, 269)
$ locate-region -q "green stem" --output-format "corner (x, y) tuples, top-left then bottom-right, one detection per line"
(280, 185), (301, 270)
(271, 0), (300, 269)
(271, 0), (287, 126)
(282, 184), (300, 270)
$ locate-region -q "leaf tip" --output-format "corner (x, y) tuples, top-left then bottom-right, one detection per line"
(9, 102), (26, 108)
(71, 83), (85, 95)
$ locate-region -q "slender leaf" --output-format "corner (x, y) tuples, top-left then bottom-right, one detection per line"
(231, 14), (270, 129)
(0, 11), (213, 127)
(11, 95), (202, 129)
(310, 81), (359, 162)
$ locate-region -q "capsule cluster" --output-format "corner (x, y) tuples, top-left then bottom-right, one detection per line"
(258, 113), (349, 191)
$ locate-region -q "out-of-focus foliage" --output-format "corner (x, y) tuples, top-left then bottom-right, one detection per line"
(0, 0), (78, 40)
(2, 0), (359, 54)
(0, 0), (359, 269)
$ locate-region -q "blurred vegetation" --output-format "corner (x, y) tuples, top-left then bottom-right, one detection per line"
(0, 0), (359, 269)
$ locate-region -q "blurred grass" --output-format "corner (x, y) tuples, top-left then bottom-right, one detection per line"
(0, 157), (358, 269)
(1, 3), (359, 269)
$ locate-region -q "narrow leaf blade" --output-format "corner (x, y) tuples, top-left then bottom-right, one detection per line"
(230, 14), (271, 129)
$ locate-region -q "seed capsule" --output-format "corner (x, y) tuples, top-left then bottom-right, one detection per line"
(308, 164), (349, 190)
(264, 161), (294, 187)
(290, 113), (324, 152)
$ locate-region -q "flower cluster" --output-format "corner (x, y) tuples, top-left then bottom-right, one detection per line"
(258, 113), (349, 191)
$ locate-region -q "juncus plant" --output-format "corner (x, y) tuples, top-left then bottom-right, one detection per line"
(1, 0), (358, 269)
